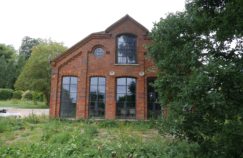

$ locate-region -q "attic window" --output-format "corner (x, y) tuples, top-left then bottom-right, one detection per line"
(116, 34), (137, 64)
(93, 47), (105, 57)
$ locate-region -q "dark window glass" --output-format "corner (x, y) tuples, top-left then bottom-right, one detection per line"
(60, 76), (77, 118)
(147, 78), (161, 118)
(116, 77), (136, 119)
(116, 35), (136, 64)
(89, 77), (106, 118)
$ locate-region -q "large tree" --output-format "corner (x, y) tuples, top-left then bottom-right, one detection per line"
(148, 0), (243, 157)
(15, 41), (66, 104)
(0, 44), (18, 88)
(19, 36), (42, 60)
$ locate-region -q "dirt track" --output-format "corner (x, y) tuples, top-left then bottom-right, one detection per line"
(0, 107), (49, 117)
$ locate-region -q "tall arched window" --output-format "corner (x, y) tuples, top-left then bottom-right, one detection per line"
(116, 77), (136, 119)
(89, 77), (106, 118)
(60, 76), (77, 118)
(116, 34), (137, 64)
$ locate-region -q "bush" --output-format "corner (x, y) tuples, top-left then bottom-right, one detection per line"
(12, 90), (23, 99)
(22, 90), (33, 100)
(0, 88), (13, 100)
(32, 91), (44, 102)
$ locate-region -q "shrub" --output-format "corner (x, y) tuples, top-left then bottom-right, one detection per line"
(12, 90), (23, 99)
(0, 88), (13, 100)
(22, 90), (33, 100)
(32, 91), (44, 102)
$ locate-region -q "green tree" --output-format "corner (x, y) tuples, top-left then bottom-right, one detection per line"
(0, 44), (18, 88)
(148, 0), (243, 157)
(15, 41), (66, 104)
(19, 36), (42, 60)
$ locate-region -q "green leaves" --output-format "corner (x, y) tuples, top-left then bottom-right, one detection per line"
(15, 41), (66, 104)
(148, 0), (243, 157)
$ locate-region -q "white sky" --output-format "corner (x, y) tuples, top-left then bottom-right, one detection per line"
(0, 0), (185, 50)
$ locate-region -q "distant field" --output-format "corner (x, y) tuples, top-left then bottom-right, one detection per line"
(0, 116), (198, 157)
(0, 99), (48, 109)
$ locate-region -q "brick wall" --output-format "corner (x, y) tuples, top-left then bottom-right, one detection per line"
(49, 15), (157, 120)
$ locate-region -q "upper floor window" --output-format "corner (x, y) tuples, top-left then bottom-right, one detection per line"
(116, 34), (136, 64)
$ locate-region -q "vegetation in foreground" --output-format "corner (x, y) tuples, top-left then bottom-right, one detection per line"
(0, 99), (47, 109)
(0, 116), (198, 158)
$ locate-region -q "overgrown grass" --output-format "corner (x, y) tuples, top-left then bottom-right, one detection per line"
(0, 99), (48, 108)
(0, 116), (199, 157)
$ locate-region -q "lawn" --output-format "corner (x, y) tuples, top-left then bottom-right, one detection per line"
(0, 116), (198, 158)
(0, 99), (48, 109)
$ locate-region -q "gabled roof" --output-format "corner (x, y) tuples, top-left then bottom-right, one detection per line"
(51, 14), (149, 65)
(105, 14), (149, 33)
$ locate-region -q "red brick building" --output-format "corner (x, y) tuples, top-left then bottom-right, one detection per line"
(49, 15), (161, 120)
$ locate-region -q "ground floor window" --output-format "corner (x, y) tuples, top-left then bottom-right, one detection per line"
(88, 77), (106, 118)
(60, 76), (77, 118)
(116, 77), (136, 119)
(147, 77), (161, 118)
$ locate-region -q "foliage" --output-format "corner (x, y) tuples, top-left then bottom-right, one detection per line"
(22, 90), (33, 100)
(0, 44), (18, 89)
(148, 0), (243, 157)
(0, 117), (198, 158)
(12, 90), (23, 99)
(15, 41), (67, 104)
(0, 99), (47, 108)
(0, 88), (13, 100)
(19, 36), (42, 60)
(32, 91), (44, 102)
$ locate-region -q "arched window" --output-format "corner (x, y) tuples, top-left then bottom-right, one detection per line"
(60, 76), (77, 118)
(89, 77), (106, 118)
(116, 77), (136, 118)
(116, 34), (137, 64)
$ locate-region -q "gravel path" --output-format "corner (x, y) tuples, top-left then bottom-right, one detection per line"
(0, 107), (49, 117)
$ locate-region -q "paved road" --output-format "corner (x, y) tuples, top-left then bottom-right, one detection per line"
(0, 107), (49, 117)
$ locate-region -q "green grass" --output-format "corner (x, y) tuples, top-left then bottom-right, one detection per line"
(0, 116), (199, 158)
(0, 99), (48, 108)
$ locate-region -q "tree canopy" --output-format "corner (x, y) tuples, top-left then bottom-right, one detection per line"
(148, 0), (243, 157)
(0, 44), (18, 88)
(15, 41), (66, 103)
(19, 36), (42, 60)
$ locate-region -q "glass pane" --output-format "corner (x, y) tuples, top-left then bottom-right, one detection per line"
(117, 78), (126, 85)
(117, 35), (136, 64)
(117, 86), (126, 93)
(62, 84), (69, 91)
(62, 77), (70, 84)
(70, 84), (77, 93)
(90, 77), (98, 85)
(90, 86), (97, 93)
(98, 86), (105, 93)
(117, 93), (126, 102)
(98, 77), (106, 85)
(127, 80), (136, 95)
(98, 102), (105, 110)
(71, 77), (77, 85)
(90, 92), (98, 101)
(94, 48), (105, 57)
(98, 93), (105, 102)
(61, 91), (71, 101)
(70, 93), (77, 103)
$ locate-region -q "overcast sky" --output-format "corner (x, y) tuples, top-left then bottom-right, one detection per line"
(0, 0), (185, 50)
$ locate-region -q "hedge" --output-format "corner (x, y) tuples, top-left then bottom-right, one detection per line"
(0, 89), (14, 100)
